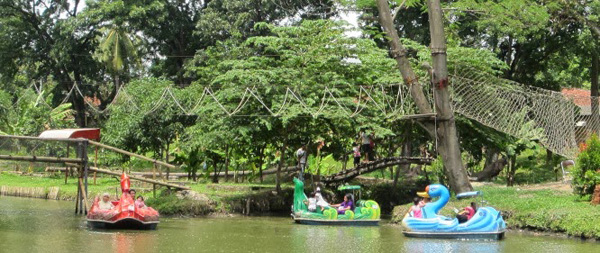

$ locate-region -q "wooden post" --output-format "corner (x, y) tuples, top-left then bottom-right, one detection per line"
(75, 178), (80, 214)
(83, 141), (89, 214)
(79, 178), (89, 213)
(94, 146), (98, 185)
(153, 184), (156, 198)
(153, 162), (157, 180)
(65, 144), (70, 184)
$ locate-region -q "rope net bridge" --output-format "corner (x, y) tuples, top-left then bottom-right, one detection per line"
(451, 69), (596, 158)
(35, 67), (597, 158)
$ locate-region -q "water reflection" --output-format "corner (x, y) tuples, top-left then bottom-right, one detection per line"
(403, 238), (502, 253)
(1, 196), (599, 253)
(292, 224), (383, 251)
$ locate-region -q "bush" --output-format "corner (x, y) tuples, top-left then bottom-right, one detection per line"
(573, 134), (600, 197)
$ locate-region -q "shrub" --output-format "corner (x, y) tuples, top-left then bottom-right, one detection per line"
(573, 134), (600, 197)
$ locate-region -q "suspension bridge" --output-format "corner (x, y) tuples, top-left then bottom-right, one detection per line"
(55, 67), (593, 159)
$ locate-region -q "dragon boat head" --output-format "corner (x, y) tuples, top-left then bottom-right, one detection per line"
(120, 173), (131, 193)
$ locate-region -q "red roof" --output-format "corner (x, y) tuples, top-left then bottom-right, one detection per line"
(38, 128), (101, 141)
(561, 88), (592, 107)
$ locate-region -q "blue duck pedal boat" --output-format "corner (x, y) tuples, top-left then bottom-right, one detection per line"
(402, 184), (506, 240)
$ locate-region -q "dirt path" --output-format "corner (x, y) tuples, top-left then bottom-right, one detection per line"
(471, 181), (573, 192)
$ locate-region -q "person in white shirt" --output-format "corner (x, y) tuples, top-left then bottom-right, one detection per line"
(304, 192), (317, 212)
(98, 193), (114, 210)
(315, 187), (329, 211)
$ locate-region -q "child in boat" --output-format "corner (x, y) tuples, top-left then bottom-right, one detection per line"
(331, 193), (354, 214)
(99, 193), (114, 210)
(408, 197), (423, 218)
(418, 197), (430, 207)
(456, 202), (477, 223)
(315, 187), (329, 211)
(303, 192), (317, 212)
(135, 196), (147, 209)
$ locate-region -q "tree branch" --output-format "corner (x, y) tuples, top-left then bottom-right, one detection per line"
(391, 0), (407, 21)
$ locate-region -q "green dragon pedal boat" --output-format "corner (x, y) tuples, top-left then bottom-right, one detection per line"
(291, 178), (380, 226)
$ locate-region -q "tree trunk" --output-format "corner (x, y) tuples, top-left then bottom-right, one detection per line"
(591, 51), (599, 135)
(426, 0), (473, 193)
(376, 0), (472, 193)
(394, 140), (412, 188)
(471, 149), (507, 181)
(375, 0), (435, 119)
(507, 155), (517, 186)
(212, 159), (219, 183)
(224, 144), (230, 182)
(276, 140), (287, 194)
(546, 149), (557, 181)
(258, 144), (266, 183)
(591, 184), (600, 205)
(165, 142), (170, 180)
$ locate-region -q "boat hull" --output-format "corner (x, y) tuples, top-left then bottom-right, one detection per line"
(294, 218), (379, 226)
(402, 230), (505, 240)
(87, 218), (159, 230)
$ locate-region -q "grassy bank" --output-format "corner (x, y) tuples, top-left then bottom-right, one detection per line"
(392, 184), (600, 239)
(0, 171), (121, 200)
(0, 172), (293, 216)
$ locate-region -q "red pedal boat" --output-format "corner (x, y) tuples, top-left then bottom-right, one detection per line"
(87, 173), (159, 230)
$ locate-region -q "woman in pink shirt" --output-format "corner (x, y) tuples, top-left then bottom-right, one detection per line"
(457, 202), (477, 223)
(409, 197), (423, 218)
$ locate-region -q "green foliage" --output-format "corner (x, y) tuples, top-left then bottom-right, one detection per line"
(0, 87), (75, 136)
(96, 27), (141, 75)
(145, 193), (214, 216)
(103, 78), (195, 157)
(573, 134), (600, 197)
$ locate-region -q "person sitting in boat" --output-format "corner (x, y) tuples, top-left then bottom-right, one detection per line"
(408, 197), (423, 218)
(315, 187), (329, 211)
(99, 193), (115, 210)
(129, 189), (137, 198)
(135, 196), (147, 209)
(303, 192), (318, 212)
(456, 202), (477, 223)
(418, 197), (430, 208)
(331, 193), (354, 214)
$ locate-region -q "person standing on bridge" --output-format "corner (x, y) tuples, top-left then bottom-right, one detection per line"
(358, 130), (374, 163)
(296, 145), (308, 181)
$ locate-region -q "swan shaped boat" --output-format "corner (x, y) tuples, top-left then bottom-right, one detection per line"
(87, 173), (159, 230)
(291, 178), (380, 226)
(402, 184), (506, 240)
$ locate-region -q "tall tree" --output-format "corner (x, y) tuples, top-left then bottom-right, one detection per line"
(0, 0), (104, 126)
(374, 0), (472, 192)
(97, 26), (140, 92)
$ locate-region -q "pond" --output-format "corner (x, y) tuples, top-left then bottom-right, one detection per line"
(0, 196), (597, 252)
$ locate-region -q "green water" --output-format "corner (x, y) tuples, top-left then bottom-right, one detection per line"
(0, 196), (597, 253)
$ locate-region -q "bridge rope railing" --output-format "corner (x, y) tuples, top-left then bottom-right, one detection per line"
(19, 67), (599, 159)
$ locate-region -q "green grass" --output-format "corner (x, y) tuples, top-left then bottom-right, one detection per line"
(0, 171), (121, 199)
(392, 184), (600, 239)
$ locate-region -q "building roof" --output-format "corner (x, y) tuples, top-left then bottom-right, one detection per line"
(561, 88), (598, 115)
